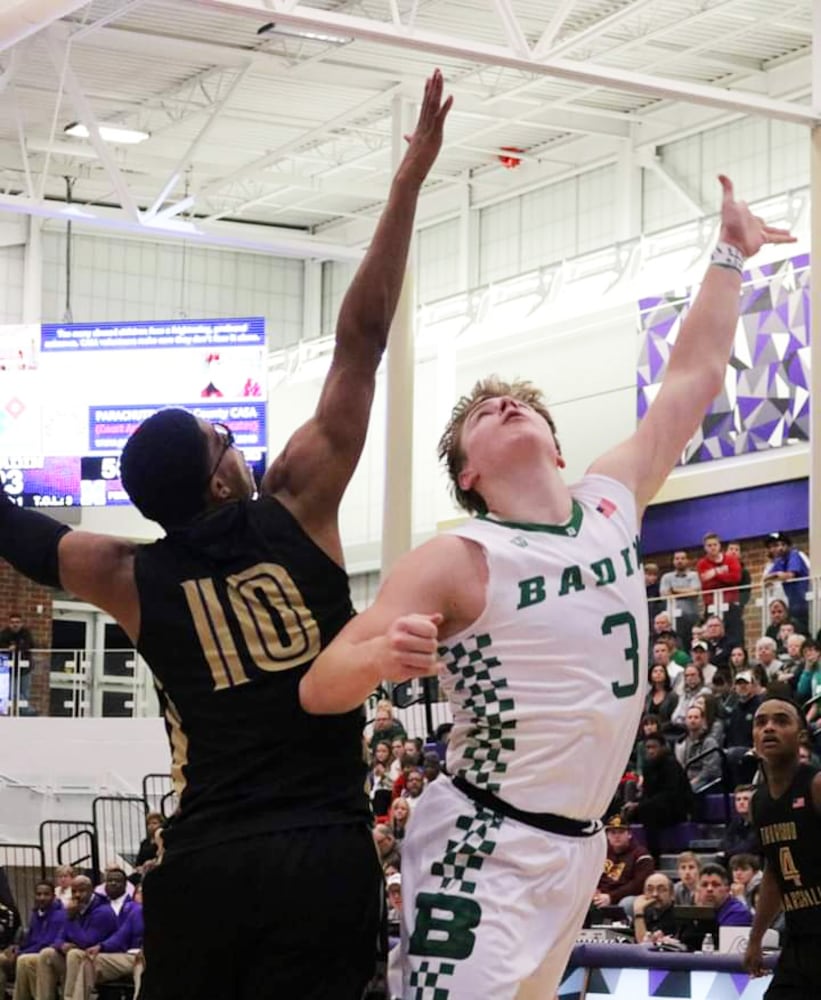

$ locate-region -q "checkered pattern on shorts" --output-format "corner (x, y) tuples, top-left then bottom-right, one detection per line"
(430, 808), (504, 895)
(408, 960), (456, 1000)
(441, 632), (516, 792)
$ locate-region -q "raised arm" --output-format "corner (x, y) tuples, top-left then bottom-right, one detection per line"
(262, 72), (453, 545)
(590, 176), (795, 514)
(0, 485), (139, 640)
(299, 533), (484, 714)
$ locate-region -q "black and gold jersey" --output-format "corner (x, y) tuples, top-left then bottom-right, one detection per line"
(753, 763), (821, 936)
(134, 496), (369, 855)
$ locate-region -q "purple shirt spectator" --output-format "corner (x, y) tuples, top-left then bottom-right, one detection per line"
(100, 902), (143, 953)
(54, 892), (118, 950)
(20, 899), (66, 954)
(716, 895), (752, 926)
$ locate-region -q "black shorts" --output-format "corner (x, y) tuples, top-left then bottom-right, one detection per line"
(139, 823), (383, 1000)
(765, 933), (821, 999)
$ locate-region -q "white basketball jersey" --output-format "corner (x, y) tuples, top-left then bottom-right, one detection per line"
(441, 473), (648, 821)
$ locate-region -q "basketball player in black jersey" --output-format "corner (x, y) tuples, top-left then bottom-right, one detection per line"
(744, 697), (821, 997)
(0, 73), (451, 1000)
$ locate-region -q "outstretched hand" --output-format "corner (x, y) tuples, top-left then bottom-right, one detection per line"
(400, 69), (453, 185)
(718, 175), (796, 259)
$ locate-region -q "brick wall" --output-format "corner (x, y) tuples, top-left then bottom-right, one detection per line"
(0, 560), (54, 715)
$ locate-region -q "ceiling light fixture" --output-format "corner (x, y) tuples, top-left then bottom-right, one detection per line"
(64, 122), (150, 144)
(256, 21), (352, 45)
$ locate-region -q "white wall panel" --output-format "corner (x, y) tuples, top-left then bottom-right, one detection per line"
(479, 199), (521, 284)
(41, 232), (304, 350)
(417, 217), (461, 304)
(0, 245), (25, 323)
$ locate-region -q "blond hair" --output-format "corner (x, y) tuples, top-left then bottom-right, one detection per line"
(437, 376), (559, 515)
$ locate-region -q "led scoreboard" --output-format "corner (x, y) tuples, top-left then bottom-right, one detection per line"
(0, 317), (267, 508)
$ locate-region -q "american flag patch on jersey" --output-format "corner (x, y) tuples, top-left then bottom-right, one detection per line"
(597, 497), (617, 517)
(793, 797), (805, 809)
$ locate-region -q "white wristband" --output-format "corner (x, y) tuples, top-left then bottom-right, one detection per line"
(711, 241), (745, 275)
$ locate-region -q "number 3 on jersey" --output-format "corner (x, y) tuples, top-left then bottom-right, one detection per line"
(182, 562), (320, 690)
(601, 611), (640, 699)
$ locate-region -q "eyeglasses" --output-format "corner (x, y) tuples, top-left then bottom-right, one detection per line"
(206, 422), (235, 485)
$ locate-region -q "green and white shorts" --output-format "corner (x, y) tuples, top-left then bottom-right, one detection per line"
(400, 777), (605, 1000)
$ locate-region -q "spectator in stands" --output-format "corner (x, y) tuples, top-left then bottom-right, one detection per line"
(729, 645), (749, 675)
(660, 552), (702, 650)
(710, 670), (733, 711)
(373, 824), (402, 872)
(402, 769), (425, 811)
(54, 866), (75, 908)
(12, 880), (66, 1000)
(703, 615), (732, 672)
(388, 797), (411, 842)
(697, 534), (743, 644)
(367, 743), (395, 802)
(0, 613), (35, 711)
(762, 534), (788, 605)
(633, 714), (663, 786)
(623, 734), (691, 866)
(673, 852), (701, 905)
(696, 863), (751, 926)
(368, 699), (407, 751)
(762, 531), (810, 632)
(389, 738), (405, 780)
(753, 636), (780, 682)
(645, 664), (678, 727)
(589, 817), (654, 921)
(633, 873), (677, 943)
(675, 705), (722, 792)
(689, 641), (716, 686)
(652, 615), (689, 665)
(765, 599), (793, 652)
(64, 885), (144, 1000)
(37, 875), (118, 999)
(391, 753), (422, 800)
(724, 671), (764, 750)
(718, 785), (760, 864)
(670, 664), (711, 728)
(693, 693), (724, 744)
(796, 639), (821, 706)
(135, 812), (164, 871)
(385, 873), (402, 926)
(422, 753), (441, 785)
(729, 854), (762, 912)
(777, 634), (805, 687)
(99, 868), (134, 923)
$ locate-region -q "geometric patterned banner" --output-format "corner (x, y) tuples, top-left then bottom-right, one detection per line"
(637, 254), (810, 464)
(559, 966), (771, 999)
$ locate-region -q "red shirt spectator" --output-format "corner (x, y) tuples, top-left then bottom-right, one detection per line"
(697, 532), (741, 609)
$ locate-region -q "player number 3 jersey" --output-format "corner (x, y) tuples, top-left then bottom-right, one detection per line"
(441, 474), (648, 821)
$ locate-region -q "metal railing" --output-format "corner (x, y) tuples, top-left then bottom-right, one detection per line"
(647, 574), (816, 649)
(0, 844), (45, 920)
(142, 773), (178, 820)
(92, 796), (147, 871)
(39, 820), (99, 879)
(1, 647), (157, 718)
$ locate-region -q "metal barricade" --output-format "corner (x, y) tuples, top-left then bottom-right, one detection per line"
(0, 844), (45, 923)
(142, 773), (178, 820)
(39, 820), (99, 882)
(92, 797), (147, 874)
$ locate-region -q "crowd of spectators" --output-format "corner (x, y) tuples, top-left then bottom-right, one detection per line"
(0, 807), (166, 999)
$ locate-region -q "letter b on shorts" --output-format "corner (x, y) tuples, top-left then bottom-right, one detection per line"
(409, 892), (482, 960)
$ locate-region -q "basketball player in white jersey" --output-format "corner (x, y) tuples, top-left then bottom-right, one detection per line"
(300, 179), (794, 999)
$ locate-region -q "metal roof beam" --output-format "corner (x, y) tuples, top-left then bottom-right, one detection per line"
(194, 0), (818, 125)
(0, 192), (363, 260)
(0, 0), (91, 53)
